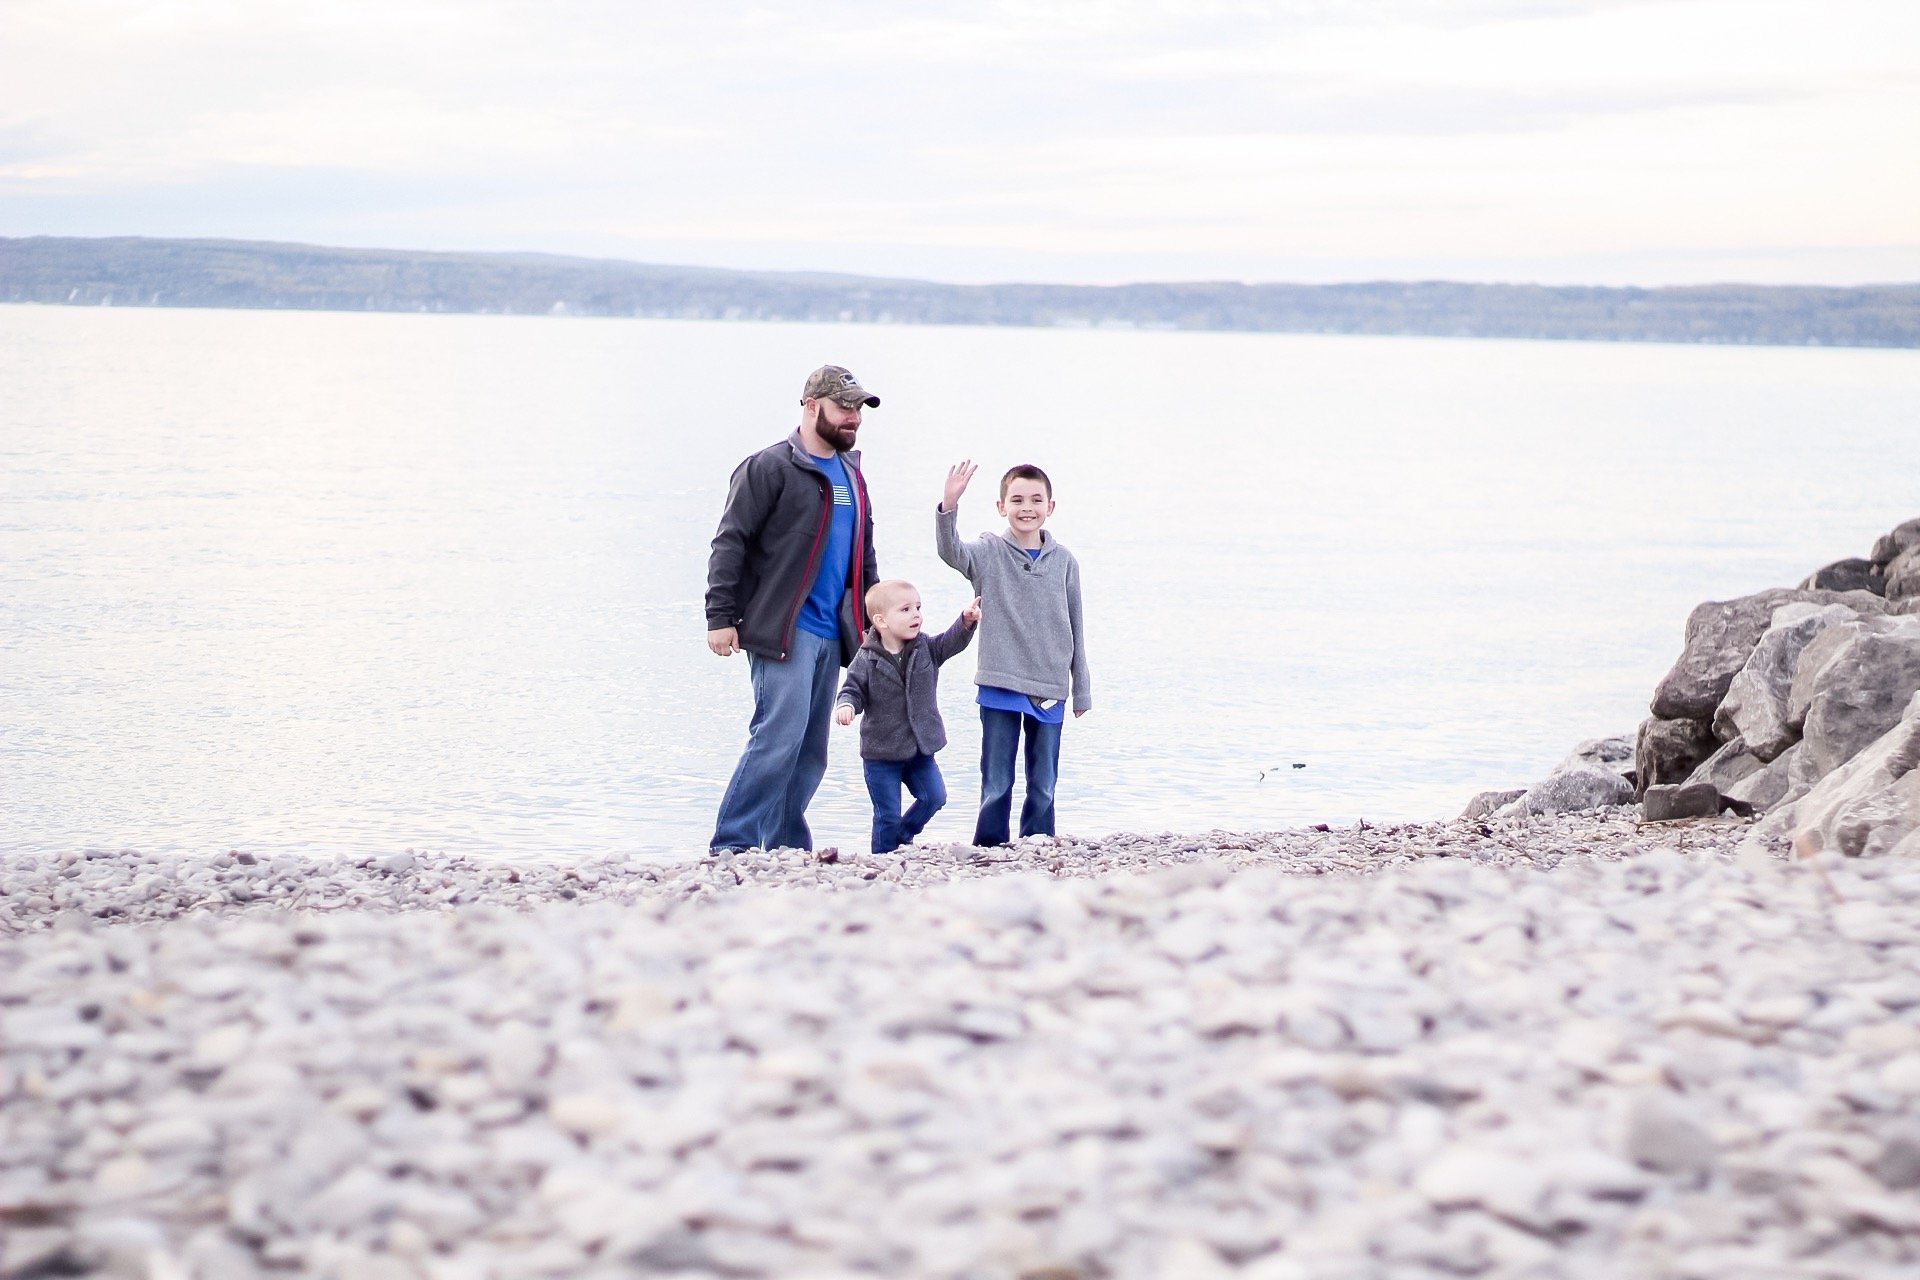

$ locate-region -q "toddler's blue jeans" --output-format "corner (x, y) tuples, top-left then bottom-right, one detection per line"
(974, 707), (1061, 846)
(863, 752), (947, 854)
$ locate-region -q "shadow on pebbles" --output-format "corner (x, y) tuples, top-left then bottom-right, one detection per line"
(6, 813), (1920, 1279)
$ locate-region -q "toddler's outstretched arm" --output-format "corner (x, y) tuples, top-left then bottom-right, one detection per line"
(928, 599), (982, 665)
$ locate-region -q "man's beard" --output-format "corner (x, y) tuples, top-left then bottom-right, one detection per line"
(818, 409), (858, 452)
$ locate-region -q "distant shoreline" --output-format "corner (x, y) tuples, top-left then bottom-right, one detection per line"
(5, 234), (1918, 349)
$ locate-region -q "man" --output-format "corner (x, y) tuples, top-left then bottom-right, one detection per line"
(706, 365), (882, 853)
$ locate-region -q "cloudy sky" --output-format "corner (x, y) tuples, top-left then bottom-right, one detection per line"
(3, 0), (1917, 285)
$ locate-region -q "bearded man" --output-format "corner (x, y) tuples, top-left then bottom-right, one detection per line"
(704, 365), (882, 853)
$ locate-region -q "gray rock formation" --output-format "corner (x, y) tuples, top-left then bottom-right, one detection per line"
(1714, 603), (1860, 760)
(1752, 690), (1920, 858)
(1684, 738), (1761, 792)
(1798, 629), (1920, 779)
(1458, 516), (1920, 829)
(1506, 765), (1635, 817)
(1558, 735), (1636, 781)
(1648, 588), (1885, 722)
(1869, 517), (1920, 567)
(1887, 547), (1920, 603)
(1634, 717), (1716, 798)
(1798, 558), (1885, 594)
(1724, 744), (1803, 811)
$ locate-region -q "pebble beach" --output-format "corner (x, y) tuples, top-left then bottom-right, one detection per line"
(7, 816), (1920, 1279)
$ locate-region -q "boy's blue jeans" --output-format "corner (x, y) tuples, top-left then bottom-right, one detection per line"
(710, 628), (839, 853)
(974, 707), (1061, 846)
(863, 752), (946, 854)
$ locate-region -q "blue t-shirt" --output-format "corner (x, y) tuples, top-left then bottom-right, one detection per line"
(795, 450), (856, 641)
(977, 548), (1065, 723)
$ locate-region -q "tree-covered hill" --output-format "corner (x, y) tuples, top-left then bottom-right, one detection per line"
(4, 235), (1916, 348)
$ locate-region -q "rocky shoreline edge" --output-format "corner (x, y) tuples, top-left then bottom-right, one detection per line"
(1466, 515), (1920, 863)
(8, 814), (1920, 1280)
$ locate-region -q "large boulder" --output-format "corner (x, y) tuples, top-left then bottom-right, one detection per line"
(1713, 603), (1860, 759)
(1887, 547), (1920, 603)
(1799, 558), (1885, 595)
(1685, 737), (1761, 792)
(1634, 716), (1716, 798)
(1755, 691), (1920, 859)
(1784, 614), (1920, 729)
(1505, 765), (1634, 817)
(1558, 735), (1635, 782)
(1724, 743), (1802, 812)
(1648, 588), (1886, 722)
(1798, 628), (1920, 780)
(1788, 621), (1868, 729)
(1869, 517), (1920, 567)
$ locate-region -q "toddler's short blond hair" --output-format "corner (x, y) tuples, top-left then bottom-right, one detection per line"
(864, 579), (917, 618)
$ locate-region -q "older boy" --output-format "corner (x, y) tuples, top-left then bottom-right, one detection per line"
(835, 580), (980, 854)
(936, 461), (1091, 846)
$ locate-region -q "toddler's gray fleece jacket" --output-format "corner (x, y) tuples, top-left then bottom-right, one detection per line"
(836, 613), (975, 762)
(936, 505), (1091, 713)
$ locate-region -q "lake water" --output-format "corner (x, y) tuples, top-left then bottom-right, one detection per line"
(5, 304), (1917, 860)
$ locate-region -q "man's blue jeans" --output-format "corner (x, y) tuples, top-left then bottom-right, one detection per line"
(711, 628), (839, 852)
(974, 707), (1061, 846)
(863, 753), (946, 855)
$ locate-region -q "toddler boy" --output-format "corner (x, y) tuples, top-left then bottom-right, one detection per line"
(834, 580), (980, 854)
(936, 461), (1091, 846)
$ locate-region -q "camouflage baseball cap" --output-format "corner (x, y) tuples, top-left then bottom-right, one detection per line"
(802, 365), (880, 408)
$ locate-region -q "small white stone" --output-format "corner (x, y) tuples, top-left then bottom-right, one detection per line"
(92, 1155), (151, 1195)
(1877, 1055), (1920, 1096)
(127, 1115), (217, 1156)
(191, 1023), (253, 1068)
(484, 1020), (549, 1091)
(547, 1092), (629, 1138)
(1414, 1147), (1548, 1226)
(1622, 1091), (1716, 1174)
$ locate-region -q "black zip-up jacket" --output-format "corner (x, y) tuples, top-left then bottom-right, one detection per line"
(835, 613), (976, 761)
(706, 432), (878, 664)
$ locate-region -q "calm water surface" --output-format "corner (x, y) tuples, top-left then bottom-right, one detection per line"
(5, 305), (1917, 859)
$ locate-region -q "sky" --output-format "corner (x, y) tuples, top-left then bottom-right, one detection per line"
(2, 0), (1918, 286)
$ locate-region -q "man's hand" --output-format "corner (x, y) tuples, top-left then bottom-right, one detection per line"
(707, 626), (740, 657)
(1074, 708), (1089, 718)
(962, 596), (982, 626)
(835, 704), (855, 726)
(940, 460), (977, 513)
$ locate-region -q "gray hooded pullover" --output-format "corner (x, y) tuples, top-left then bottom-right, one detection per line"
(936, 506), (1091, 713)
